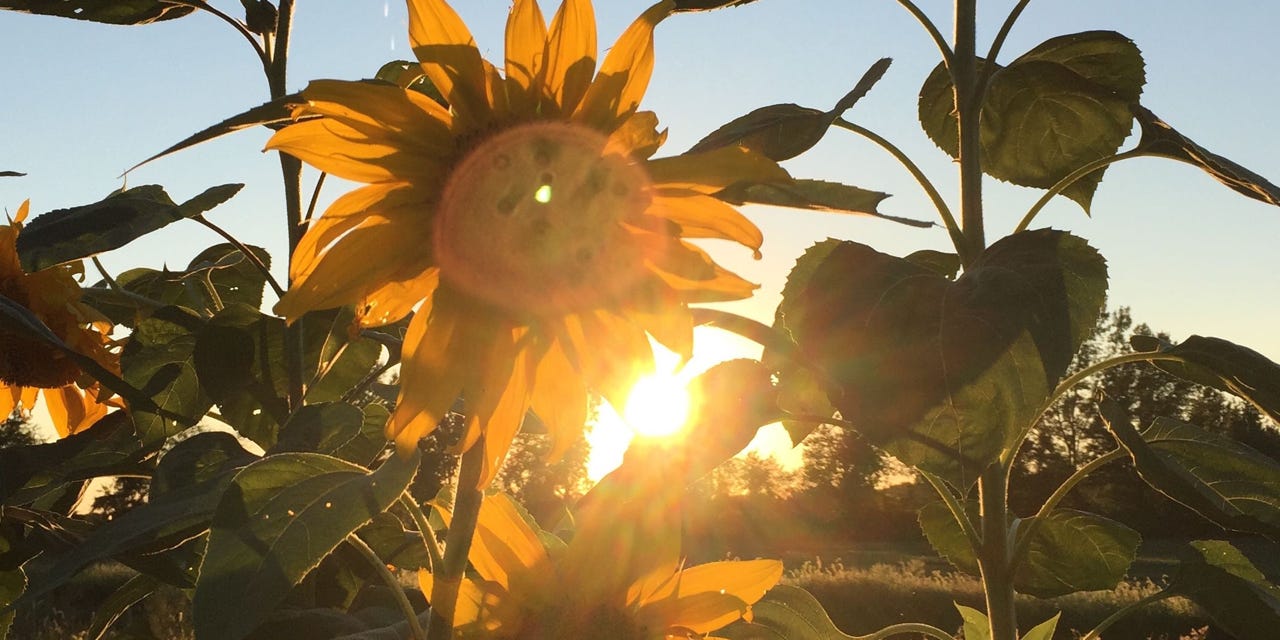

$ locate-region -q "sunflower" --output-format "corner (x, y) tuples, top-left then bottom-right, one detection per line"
(420, 492), (782, 639)
(0, 200), (117, 437)
(269, 0), (786, 485)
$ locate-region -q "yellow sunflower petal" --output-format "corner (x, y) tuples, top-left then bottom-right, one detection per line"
(647, 145), (791, 194)
(471, 333), (532, 488)
(528, 340), (588, 461)
(576, 0), (672, 129)
(557, 311), (653, 412)
(355, 267), (439, 329)
(0, 385), (19, 419)
(542, 0), (596, 114)
(505, 0), (547, 113)
(471, 493), (548, 587)
(266, 118), (442, 184)
(387, 299), (470, 456)
(562, 483), (681, 604)
(605, 111), (667, 159)
(630, 304), (693, 364)
(649, 252), (759, 303)
(296, 79), (453, 151)
(407, 0), (492, 129)
(288, 183), (421, 284)
(648, 192), (763, 258)
(637, 559), (782, 634)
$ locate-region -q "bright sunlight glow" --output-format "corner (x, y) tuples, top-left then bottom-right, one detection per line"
(623, 374), (690, 437)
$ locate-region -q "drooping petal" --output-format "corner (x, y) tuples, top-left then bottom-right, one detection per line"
(471, 493), (549, 587)
(636, 559), (782, 633)
(604, 110), (666, 159)
(652, 262), (759, 303)
(407, 0), (492, 129)
(647, 191), (763, 257)
(355, 267), (439, 329)
(576, 0), (672, 129)
(528, 340), (588, 460)
(542, 0), (596, 114)
(387, 298), (470, 456)
(266, 118), (443, 183)
(505, 0), (547, 113)
(469, 330), (532, 487)
(647, 146), (791, 194)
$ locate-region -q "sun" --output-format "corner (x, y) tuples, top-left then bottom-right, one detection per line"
(622, 374), (691, 438)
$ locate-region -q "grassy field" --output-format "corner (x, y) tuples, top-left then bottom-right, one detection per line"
(12, 555), (1218, 639)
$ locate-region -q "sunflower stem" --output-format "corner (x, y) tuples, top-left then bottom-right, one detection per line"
(401, 494), (446, 576)
(347, 533), (427, 640)
(954, 0), (985, 263)
(426, 441), (486, 640)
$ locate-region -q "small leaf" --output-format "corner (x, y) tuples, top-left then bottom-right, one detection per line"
(1168, 540), (1280, 640)
(195, 451), (420, 640)
(121, 306), (211, 445)
(1022, 612), (1062, 640)
(1015, 510), (1139, 597)
(1133, 105), (1280, 207)
(0, 172), (23, 178)
(356, 513), (430, 572)
(84, 574), (160, 640)
(690, 58), (891, 161)
(956, 604), (990, 640)
(717, 585), (854, 640)
(239, 0), (277, 35)
(17, 184), (243, 271)
(128, 94), (307, 173)
(717, 179), (928, 227)
(1130, 334), (1280, 424)
(152, 432), (260, 497)
(1102, 407), (1280, 538)
(0, 0), (194, 24)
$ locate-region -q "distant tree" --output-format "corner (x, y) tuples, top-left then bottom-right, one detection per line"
(493, 430), (591, 524)
(0, 411), (38, 449)
(90, 477), (150, 522)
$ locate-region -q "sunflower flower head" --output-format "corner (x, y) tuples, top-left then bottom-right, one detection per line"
(0, 200), (117, 436)
(420, 492), (783, 639)
(269, 0), (789, 486)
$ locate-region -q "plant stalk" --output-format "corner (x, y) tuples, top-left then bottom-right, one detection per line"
(953, 0), (985, 262)
(425, 441), (486, 640)
(977, 464), (1018, 640)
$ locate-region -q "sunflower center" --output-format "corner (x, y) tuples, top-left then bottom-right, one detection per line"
(434, 122), (652, 316)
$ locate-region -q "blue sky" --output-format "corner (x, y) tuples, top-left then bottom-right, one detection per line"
(3, 0), (1278, 366)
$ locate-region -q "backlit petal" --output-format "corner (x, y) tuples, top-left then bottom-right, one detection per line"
(648, 192), (763, 257)
(470, 330), (532, 487)
(505, 0), (547, 113)
(528, 340), (588, 460)
(542, 0), (596, 114)
(647, 146), (790, 194)
(407, 0), (492, 128)
(576, 0), (672, 129)
(356, 267), (439, 329)
(266, 118), (442, 183)
(387, 299), (470, 456)
(637, 559), (782, 633)
(288, 183), (423, 285)
(471, 493), (548, 587)
(605, 111), (666, 159)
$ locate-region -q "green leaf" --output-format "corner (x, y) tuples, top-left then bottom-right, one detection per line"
(956, 604), (990, 640)
(1167, 540), (1280, 640)
(717, 585), (853, 640)
(1130, 334), (1280, 424)
(785, 230), (1107, 486)
(195, 451), (420, 640)
(1022, 612), (1061, 640)
(84, 573), (160, 640)
(301, 308), (384, 404)
(16, 184), (243, 271)
(904, 250), (962, 279)
(716, 179), (928, 227)
(0, 567), (23, 640)
(272, 403), (367, 457)
(1133, 105), (1280, 207)
(690, 58), (891, 162)
(128, 94), (306, 173)
(1102, 408), (1280, 538)
(152, 432), (260, 497)
(919, 31), (1144, 211)
(356, 513), (430, 572)
(186, 243), (273, 311)
(121, 306), (211, 445)
(0, 0), (195, 24)
(0, 412), (145, 505)
(331, 404), (391, 467)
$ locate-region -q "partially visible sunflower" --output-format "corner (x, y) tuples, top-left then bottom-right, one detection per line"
(0, 200), (117, 437)
(270, 0), (788, 485)
(421, 492), (782, 639)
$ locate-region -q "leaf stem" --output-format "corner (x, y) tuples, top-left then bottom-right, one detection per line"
(919, 469), (981, 552)
(190, 214), (285, 298)
(167, 0), (270, 71)
(891, 0), (954, 71)
(1013, 149), (1146, 233)
(980, 0), (1031, 90)
(303, 172), (327, 226)
(1079, 590), (1176, 640)
(1034, 352), (1182, 426)
(1010, 448), (1125, 566)
(853, 622), (957, 640)
(346, 533), (427, 640)
(833, 118), (966, 262)
(426, 441), (486, 640)
(401, 494), (446, 575)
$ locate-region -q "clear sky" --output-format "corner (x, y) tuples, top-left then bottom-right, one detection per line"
(4, 1), (1279, 467)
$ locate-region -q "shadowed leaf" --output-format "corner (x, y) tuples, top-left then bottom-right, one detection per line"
(717, 179), (928, 227)
(672, 0), (761, 11)
(195, 451), (419, 640)
(1133, 105), (1280, 207)
(690, 58), (891, 161)
(0, 567), (22, 640)
(0, 0), (194, 24)
(17, 184), (243, 271)
(1102, 406), (1280, 539)
(1167, 540), (1280, 640)
(1130, 334), (1280, 424)
(84, 574), (160, 640)
(127, 94), (306, 173)
(0, 172), (23, 178)
(786, 230), (1107, 486)
(717, 585), (853, 639)
(919, 31), (1144, 211)
(0, 412), (145, 506)
(272, 403), (367, 457)
(121, 306), (210, 445)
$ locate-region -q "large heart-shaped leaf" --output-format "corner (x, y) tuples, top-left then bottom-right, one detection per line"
(121, 306), (211, 445)
(919, 502), (1139, 598)
(786, 230), (1107, 485)
(1102, 408), (1280, 538)
(195, 451), (420, 640)
(17, 184), (242, 272)
(1130, 334), (1280, 424)
(1167, 540), (1280, 640)
(919, 31), (1144, 211)
(1133, 105), (1280, 207)
(0, 0), (194, 24)
(717, 585), (853, 640)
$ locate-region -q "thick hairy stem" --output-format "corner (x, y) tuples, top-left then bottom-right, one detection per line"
(954, 0), (985, 261)
(977, 464), (1018, 640)
(425, 442), (486, 640)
